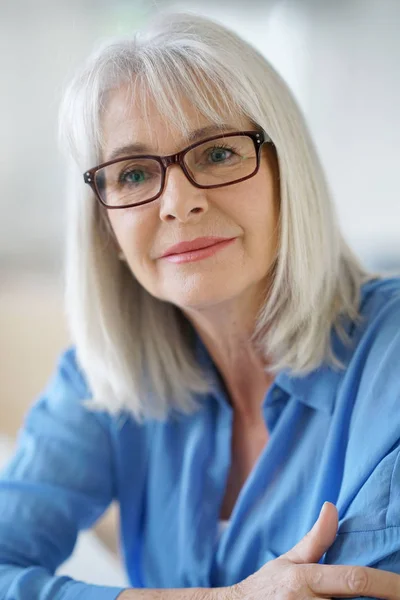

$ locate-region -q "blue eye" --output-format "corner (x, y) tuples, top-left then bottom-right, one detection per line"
(208, 145), (234, 163)
(121, 169), (146, 185)
(208, 145), (235, 163)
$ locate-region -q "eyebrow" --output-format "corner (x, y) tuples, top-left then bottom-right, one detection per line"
(105, 123), (238, 162)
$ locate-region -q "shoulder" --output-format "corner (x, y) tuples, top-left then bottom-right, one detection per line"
(358, 275), (400, 325)
(343, 276), (400, 368)
(341, 276), (400, 430)
(41, 346), (153, 448)
(324, 276), (400, 410)
(35, 342), (152, 454)
(24, 345), (118, 441)
(51, 345), (91, 398)
(39, 345), (94, 417)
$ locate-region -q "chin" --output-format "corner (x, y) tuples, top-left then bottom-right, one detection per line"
(165, 287), (242, 312)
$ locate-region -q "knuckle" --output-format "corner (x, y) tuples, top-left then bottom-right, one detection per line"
(345, 566), (369, 594)
(303, 565), (323, 588)
(285, 565), (307, 590)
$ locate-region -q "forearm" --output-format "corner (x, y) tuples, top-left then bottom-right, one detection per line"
(117, 585), (231, 600)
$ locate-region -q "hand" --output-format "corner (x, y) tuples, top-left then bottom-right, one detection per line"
(230, 502), (400, 599)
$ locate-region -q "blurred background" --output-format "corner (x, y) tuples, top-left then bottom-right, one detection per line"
(1, 0), (399, 588)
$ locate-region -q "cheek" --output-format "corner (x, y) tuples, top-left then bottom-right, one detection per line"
(237, 181), (278, 236)
(108, 209), (157, 265)
(238, 187), (279, 265)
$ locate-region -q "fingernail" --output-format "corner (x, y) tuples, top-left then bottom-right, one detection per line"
(319, 502), (328, 517)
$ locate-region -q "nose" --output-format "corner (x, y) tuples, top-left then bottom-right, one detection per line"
(158, 164), (209, 223)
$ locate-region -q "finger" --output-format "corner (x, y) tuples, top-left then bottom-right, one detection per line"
(283, 502), (338, 564)
(304, 563), (400, 599)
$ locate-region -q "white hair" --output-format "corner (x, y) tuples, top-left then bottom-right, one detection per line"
(58, 10), (376, 421)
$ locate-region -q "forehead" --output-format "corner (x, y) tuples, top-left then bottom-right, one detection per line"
(101, 84), (253, 160)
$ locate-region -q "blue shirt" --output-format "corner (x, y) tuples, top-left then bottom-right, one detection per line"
(0, 276), (400, 600)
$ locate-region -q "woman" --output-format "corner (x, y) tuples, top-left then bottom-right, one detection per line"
(0, 10), (399, 600)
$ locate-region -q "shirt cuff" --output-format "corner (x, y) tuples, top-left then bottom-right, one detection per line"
(62, 581), (126, 599)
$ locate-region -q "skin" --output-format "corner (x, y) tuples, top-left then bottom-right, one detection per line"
(104, 86), (279, 516)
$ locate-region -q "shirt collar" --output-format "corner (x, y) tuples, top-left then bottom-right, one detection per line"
(274, 364), (341, 415)
(268, 315), (354, 415)
(194, 329), (343, 415)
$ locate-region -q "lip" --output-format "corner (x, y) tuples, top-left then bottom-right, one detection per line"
(161, 237), (235, 258)
(161, 237), (236, 264)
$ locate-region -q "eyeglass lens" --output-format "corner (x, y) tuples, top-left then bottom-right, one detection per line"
(94, 134), (258, 207)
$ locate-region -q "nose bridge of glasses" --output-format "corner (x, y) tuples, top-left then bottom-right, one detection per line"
(160, 151), (194, 189)
(161, 152), (182, 169)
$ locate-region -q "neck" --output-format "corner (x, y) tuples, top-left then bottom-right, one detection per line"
(183, 295), (273, 418)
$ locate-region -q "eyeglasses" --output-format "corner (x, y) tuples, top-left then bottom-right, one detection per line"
(83, 129), (272, 209)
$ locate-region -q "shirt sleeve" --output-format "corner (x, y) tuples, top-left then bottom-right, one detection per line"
(322, 445), (400, 600)
(322, 288), (400, 599)
(0, 347), (126, 600)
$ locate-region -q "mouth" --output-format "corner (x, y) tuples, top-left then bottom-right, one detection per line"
(161, 237), (236, 264)
(162, 236), (235, 257)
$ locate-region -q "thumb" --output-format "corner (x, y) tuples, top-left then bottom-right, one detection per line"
(282, 502), (338, 564)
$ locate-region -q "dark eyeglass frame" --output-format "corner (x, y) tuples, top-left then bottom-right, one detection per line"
(83, 129), (273, 209)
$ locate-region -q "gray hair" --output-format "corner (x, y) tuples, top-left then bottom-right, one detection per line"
(58, 10), (375, 421)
